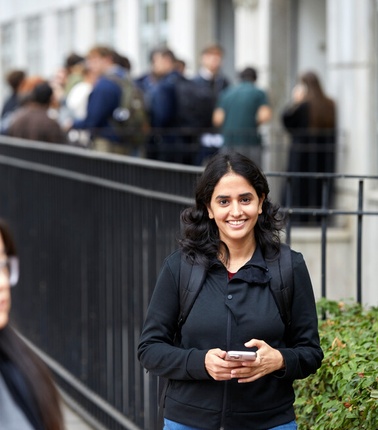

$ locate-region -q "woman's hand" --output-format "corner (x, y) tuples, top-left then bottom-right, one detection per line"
(292, 84), (307, 103)
(205, 348), (242, 381)
(230, 339), (285, 383)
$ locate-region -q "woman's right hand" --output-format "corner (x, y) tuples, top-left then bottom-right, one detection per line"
(292, 84), (307, 103)
(205, 348), (240, 381)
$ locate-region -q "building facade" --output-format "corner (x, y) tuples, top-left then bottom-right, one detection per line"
(1, 0), (378, 304)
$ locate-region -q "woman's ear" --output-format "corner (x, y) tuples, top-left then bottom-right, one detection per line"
(258, 194), (265, 214)
(207, 206), (214, 219)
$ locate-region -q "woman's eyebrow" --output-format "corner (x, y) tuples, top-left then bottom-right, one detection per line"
(215, 192), (253, 199)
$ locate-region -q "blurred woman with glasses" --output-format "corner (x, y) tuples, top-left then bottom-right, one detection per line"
(0, 219), (64, 430)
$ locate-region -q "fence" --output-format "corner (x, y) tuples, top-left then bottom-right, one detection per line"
(0, 136), (377, 429)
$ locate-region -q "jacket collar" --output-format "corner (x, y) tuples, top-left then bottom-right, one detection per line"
(210, 245), (271, 285)
(231, 245), (270, 285)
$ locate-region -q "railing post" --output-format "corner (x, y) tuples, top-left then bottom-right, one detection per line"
(357, 180), (363, 304)
(320, 177), (329, 298)
(285, 176), (292, 245)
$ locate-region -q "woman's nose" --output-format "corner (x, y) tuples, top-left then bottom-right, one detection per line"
(229, 202), (242, 217)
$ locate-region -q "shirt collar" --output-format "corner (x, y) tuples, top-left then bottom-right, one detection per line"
(198, 67), (215, 81)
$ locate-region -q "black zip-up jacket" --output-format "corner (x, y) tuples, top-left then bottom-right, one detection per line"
(138, 246), (323, 430)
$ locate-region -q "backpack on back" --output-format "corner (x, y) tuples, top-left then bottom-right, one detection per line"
(175, 76), (216, 129)
(109, 75), (149, 147)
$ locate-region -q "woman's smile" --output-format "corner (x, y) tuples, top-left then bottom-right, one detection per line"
(227, 219), (247, 227)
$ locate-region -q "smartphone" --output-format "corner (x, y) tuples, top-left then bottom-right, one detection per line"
(225, 351), (257, 361)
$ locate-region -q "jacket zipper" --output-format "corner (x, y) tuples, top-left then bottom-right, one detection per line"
(220, 304), (232, 429)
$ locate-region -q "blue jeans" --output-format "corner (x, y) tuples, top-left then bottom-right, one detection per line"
(269, 421), (297, 430)
(163, 418), (297, 430)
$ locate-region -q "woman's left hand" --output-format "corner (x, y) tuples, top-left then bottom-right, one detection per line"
(230, 339), (285, 383)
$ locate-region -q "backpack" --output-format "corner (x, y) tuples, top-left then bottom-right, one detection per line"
(109, 75), (149, 146)
(175, 76), (216, 129)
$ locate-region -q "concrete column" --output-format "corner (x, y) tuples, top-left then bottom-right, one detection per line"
(267, 0), (291, 121)
(169, 0), (215, 76)
(114, 0), (141, 75)
(328, 0), (378, 306)
(14, 19), (27, 69)
(168, 0), (196, 75)
(233, 0), (270, 86)
(327, 0), (376, 175)
(42, 12), (60, 77)
(266, 0), (292, 174)
(74, 3), (96, 54)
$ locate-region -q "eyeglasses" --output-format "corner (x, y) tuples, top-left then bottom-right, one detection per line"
(0, 257), (19, 287)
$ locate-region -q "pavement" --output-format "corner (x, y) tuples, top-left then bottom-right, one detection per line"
(63, 402), (97, 430)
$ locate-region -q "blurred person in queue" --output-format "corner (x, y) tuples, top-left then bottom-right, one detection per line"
(281, 71), (337, 224)
(0, 69), (27, 133)
(138, 151), (323, 429)
(213, 67), (272, 167)
(0, 219), (64, 430)
(7, 81), (67, 144)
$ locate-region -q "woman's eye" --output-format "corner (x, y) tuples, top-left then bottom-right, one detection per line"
(219, 200), (229, 206)
(241, 198), (251, 203)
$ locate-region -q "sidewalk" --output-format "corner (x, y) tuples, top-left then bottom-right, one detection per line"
(60, 393), (141, 430)
(63, 402), (96, 430)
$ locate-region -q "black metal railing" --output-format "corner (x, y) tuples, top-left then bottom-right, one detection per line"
(0, 136), (376, 430)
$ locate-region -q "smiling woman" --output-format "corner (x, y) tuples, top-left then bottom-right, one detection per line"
(207, 173), (264, 272)
(0, 220), (64, 430)
(138, 151), (323, 430)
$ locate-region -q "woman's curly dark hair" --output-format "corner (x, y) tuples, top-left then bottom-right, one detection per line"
(179, 151), (285, 266)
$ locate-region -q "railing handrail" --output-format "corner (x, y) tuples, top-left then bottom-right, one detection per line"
(0, 135), (374, 179)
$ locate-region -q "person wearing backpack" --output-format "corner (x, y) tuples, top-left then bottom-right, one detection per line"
(65, 46), (122, 152)
(67, 45), (148, 155)
(138, 151), (323, 430)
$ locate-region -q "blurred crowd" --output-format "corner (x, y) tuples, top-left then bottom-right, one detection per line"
(0, 44), (337, 214)
(0, 44), (338, 222)
(0, 44), (272, 166)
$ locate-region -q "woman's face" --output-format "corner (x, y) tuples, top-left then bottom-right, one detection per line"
(0, 232), (11, 329)
(207, 173), (264, 248)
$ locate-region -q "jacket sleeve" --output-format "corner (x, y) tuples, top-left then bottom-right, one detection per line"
(150, 80), (177, 127)
(73, 80), (120, 130)
(281, 102), (308, 132)
(277, 251), (324, 381)
(137, 254), (210, 380)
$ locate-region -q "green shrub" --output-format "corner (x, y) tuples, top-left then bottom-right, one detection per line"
(294, 299), (378, 429)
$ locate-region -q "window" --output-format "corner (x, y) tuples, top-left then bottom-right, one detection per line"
(140, 0), (169, 70)
(1, 23), (15, 77)
(26, 17), (42, 75)
(0, 23), (15, 100)
(57, 8), (75, 60)
(95, 0), (115, 45)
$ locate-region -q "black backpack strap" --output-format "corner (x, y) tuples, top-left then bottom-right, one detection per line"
(266, 244), (293, 328)
(158, 255), (207, 429)
(177, 257), (207, 335)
